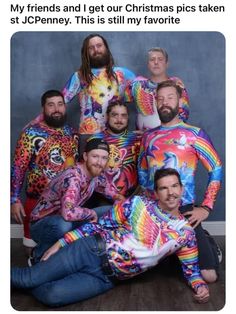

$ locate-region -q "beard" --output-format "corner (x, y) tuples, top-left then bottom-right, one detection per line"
(158, 106), (179, 123)
(108, 124), (127, 134)
(89, 50), (110, 68)
(44, 112), (67, 128)
(86, 163), (103, 177)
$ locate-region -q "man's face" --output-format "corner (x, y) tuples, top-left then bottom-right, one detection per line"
(148, 51), (168, 77)
(156, 86), (179, 123)
(155, 175), (183, 214)
(43, 96), (67, 128)
(88, 36), (109, 68)
(107, 105), (128, 134)
(84, 149), (109, 177)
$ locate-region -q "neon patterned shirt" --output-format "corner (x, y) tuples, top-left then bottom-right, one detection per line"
(30, 162), (117, 222)
(59, 195), (207, 291)
(131, 76), (190, 127)
(62, 67), (135, 134)
(89, 129), (141, 197)
(138, 122), (222, 209)
(11, 122), (79, 204)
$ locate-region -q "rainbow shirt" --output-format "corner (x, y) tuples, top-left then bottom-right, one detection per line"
(63, 67), (135, 134)
(59, 195), (207, 291)
(30, 162), (117, 222)
(138, 122), (222, 209)
(11, 122), (79, 204)
(90, 129), (141, 197)
(131, 76), (190, 129)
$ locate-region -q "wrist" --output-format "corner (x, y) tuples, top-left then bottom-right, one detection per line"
(201, 205), (211, 213)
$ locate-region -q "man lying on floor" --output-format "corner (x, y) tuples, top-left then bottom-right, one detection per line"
(11, 168), (210, 307)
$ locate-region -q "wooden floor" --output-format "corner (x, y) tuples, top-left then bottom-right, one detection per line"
(11, 236), (225, 311)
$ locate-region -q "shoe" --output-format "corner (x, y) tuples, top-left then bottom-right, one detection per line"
(204, 229), (223, 263)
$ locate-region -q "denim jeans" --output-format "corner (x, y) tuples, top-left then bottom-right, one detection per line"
(30, 206), (111, 261)
(11, 235), (114, 307)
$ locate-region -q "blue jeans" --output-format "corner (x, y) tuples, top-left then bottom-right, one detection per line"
(11, 236), (114, 307)
(30, 206), (111, 261)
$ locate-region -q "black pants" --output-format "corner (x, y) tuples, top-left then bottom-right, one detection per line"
(180, 204), (219, 271)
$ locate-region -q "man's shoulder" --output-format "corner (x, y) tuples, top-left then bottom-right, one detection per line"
(113, 66), (136, 78)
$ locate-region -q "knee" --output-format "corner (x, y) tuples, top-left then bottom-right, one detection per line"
(35, 286), (66, 307)
(201, 269), (218, 283)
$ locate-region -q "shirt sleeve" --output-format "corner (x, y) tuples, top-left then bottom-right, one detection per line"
(175, 231), (208, 292)
(62, 72), (81, 104)
(138, 132), (150, 190)
(172, 77), (190, 122)
(60, 175), (95, 221)
(123, 68), (136, 102)
(11, 130), (34, 204)
(194, 129), (223, 209)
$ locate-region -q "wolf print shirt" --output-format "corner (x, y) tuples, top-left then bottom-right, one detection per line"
(138, 122), (222, 209)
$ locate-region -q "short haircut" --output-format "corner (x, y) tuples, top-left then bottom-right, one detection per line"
(41, 90), (64, 107)
(106, 101), (128, 115)
(148, 47), (168, 62)
(154, 168), (182, 191)
(156, 80), (182, 98)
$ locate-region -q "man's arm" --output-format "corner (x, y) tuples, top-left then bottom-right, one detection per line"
(11, 130), (34, 223)
(62, 72), (81, 104)
(176, 231), (209, 303)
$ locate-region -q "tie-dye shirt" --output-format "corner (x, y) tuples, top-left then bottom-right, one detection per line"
(62, 67), (135, 134)
(131, 76), (189, 130)
(59, 195), (207, 291)
(90, 129), (141, 197)
(30, 162), (117, 222)
(138, 122), (222, 209)
(11, 122), (79, 204)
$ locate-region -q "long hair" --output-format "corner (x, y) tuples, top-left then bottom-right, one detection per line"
(79, 34), (117, 85)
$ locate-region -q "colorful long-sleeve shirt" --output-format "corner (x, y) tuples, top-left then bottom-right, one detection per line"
(131, 76), (190, 130)
(90, 129), (141, 197)
(30, 162), (117, 222)
(138, 122), (222, 209)
(62, 67), (135, 134)
(59, 195), (207, 292)
(11, 122), (79, 204)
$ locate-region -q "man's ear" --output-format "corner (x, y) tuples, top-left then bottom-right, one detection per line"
(83, 152), (87, 162)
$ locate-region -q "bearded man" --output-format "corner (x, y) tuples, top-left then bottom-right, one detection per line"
(11, 90), (79, 253)
(138, 80), (223, 283)
(62, 33), (135, 154)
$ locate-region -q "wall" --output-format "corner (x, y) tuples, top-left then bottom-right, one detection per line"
(11, 31), (225, 221)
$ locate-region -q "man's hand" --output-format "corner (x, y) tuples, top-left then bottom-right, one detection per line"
(183, 206), (209, 228)
(193, 285), (210, 303)
(89, 209), (98, 223)
(114, 194), (125, 202)
(41, 241), (62, 261)
(11, 202), (26, 224)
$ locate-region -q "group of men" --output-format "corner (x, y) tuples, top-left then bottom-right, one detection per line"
(11, 33), (223, 307)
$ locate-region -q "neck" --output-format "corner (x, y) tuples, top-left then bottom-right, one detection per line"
(161, 117), (181, 127)
(150, 74), (168, 83)
(80, 162), (92, 179)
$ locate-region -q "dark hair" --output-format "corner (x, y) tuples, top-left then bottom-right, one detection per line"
(106, 101), (128, 115)
(41, 90), (64, 107)
(154, 168), (182, 191)
(156, 80), (182, 98)
(79, 33), (116, 85)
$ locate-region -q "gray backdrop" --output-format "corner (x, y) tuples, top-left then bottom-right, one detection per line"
(11, 31), (225, 221)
